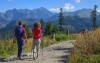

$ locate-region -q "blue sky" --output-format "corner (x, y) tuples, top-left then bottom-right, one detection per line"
(0, 0), (100, 13)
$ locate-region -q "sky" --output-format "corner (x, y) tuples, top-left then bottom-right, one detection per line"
(0, 0), (100, 13)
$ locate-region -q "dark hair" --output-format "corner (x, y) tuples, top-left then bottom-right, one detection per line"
(34, 21), (41, 28)
(23, 24), (26, 28)
(19, 21), (23, 25)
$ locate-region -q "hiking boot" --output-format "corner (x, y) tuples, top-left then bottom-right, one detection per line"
(36, 57), (38, 59)
(33, 57), (36, 60)
(17, 57), (22, 60)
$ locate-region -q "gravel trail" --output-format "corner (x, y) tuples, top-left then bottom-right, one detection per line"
(0, 40), (74, 63)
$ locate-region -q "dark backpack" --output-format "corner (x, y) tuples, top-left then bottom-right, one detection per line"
(15, 26), (23, 39)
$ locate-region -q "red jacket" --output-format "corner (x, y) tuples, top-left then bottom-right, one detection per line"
(32, 28), (42, 39)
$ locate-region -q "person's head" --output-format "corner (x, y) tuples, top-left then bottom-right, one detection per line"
(34, 21), (41, 28)
(18, 21), (23, 25)
(23, 24), (26, 28)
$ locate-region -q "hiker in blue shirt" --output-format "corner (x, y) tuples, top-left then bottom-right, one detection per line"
(14, 21), (27, 60)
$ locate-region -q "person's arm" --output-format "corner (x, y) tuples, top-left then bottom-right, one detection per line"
(39, 28), (42, 37)
(32, 29), (34, 40)
(24, 31), (27, 42)
(25, 32), (27, 43)
(23, 28), (27, 43)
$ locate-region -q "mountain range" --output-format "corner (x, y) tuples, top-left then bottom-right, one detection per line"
(0, 7), (55, 29)
(0, 7), (100, 37)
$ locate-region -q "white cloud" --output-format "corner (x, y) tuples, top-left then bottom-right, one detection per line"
(49, 8), (60, 13)
(97, 8), (100, 13)
(63, 3), (75, 11)
(49, 3), (75, 13)
(75, 0), (80, 3)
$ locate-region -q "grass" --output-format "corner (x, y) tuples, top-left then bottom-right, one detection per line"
(68, 28), (100, 63)
(0, 33), (71, 58)
(55, 34), (71, 41)
(0, 38), (17, 58)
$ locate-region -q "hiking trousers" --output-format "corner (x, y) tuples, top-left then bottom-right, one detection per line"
(17, 39), (24, 58)
(33, 39), (41, 51)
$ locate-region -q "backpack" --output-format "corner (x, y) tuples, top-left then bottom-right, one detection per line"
(15, 26), (23, 39)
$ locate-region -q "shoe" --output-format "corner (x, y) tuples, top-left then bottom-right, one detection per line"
(33, 57), (36, 60)
(33, 52), (36, 53)
(17, 57), (22, 60)
(36, 57), (38, 59)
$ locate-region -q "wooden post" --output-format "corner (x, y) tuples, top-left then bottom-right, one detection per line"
(53, 32), (55, 41)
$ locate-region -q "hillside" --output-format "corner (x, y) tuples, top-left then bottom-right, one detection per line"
(0, 8), (100, 37)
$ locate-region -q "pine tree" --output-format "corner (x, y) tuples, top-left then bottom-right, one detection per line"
(27, 28), (32, 38)
(91, 5), (97, 30)
(45, 22), (53, 35)
(40, 19), (43, 30)
(58, 8), (64, 31)
(40, 19), (44, 36)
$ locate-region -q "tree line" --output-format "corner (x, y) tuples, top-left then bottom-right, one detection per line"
(27, 5), (98, 38)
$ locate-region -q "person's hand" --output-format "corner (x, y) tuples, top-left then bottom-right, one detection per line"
(41, 33), (43, 37)
(25, 39), (27, 43)
(13, 38), (16, 43)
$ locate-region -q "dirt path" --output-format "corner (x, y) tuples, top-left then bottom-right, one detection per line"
(0, 40), (74, 63)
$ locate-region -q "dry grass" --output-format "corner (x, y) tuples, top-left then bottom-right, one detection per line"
(0, 33), (71, 58)
(23, 37), (56, 53)
(68, 28), (100, 63)
(74, 28), (100, 54)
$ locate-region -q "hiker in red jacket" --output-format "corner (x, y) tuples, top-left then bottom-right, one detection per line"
(32, 21), (42, 60)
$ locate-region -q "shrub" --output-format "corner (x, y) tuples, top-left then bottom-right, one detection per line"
(55, 34), (70, 41)
(68, 28), (100, 63)
(41, 36), (56, 48)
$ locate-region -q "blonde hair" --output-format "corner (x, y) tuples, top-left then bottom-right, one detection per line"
(34, 21), (41, 28)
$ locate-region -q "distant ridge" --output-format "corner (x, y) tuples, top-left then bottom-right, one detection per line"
(0, 7), (100, 37)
